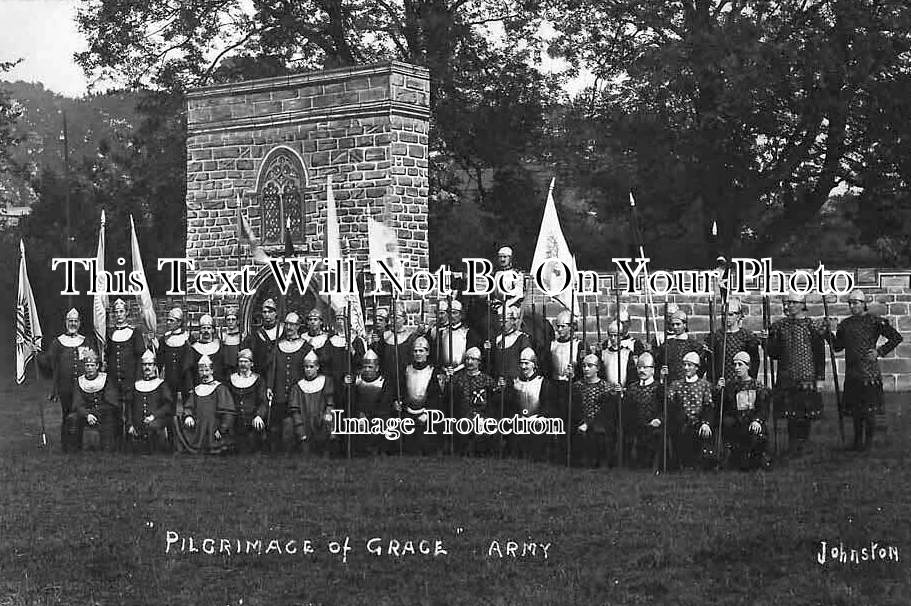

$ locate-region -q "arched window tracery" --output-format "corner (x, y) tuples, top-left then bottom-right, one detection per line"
(258, 148), (305, 245)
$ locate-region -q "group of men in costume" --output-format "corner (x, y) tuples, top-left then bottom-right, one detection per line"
(38, 247), (903, 468)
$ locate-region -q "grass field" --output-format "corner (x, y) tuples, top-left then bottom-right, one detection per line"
(2, 349), (910, 604)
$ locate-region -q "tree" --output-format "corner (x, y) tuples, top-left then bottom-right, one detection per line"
(545, 0), (911, 265)
(74, 0), (555, 267)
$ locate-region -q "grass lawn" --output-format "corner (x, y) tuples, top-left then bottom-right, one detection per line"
(1, 355), (909, 605)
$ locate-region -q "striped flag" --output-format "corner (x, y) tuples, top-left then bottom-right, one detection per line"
(130, 215), (157, 347)
(16, 240), (43, 384)
(93, 210), (108, 363)
(325, 176), (366, 338)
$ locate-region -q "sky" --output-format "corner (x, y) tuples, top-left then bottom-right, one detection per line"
(1, 0), (89, 97)
(0, 0), (591, 99)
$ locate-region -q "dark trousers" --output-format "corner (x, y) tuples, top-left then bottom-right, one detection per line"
(64, 407), (118, 452)
(721, 415), (768, 469)
(673, 422), (714, 470)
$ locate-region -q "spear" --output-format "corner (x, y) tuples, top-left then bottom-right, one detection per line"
(582, 300), (588, 357)
(709, 298), (716, 384)
(716, 297), (730, 460)
(628, 192), (661, 344)
(595, 302), (602, 351)
(345, 301), (353, 460)
(762, 295), (777, 455)
(499, 300), (507, 459)
(820, 289), (844, 445)
(615, 287), (624, 467)
(447, 292), (455, 456)
(662, 298), (669, 473)
(566, 287), (575, 467)
(392, 292), (402, 456)
(485, 294), (492, 371)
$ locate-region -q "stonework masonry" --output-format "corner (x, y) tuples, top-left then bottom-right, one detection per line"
(173, 61), (911, 391)
(184, 61), (430, 320)
(523, 269), (911, 392)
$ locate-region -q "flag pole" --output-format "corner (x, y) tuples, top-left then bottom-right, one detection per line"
(392, 292), (403, 456)
(662, 298), (669, 473)
(615, 287), (624, 467)
(567, 285), (575, 468)
(447, 291), (455, 456)
(345, 301), (353, 460)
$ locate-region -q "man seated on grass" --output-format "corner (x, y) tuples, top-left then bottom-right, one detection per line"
(65, 350), (120, 452)
(289, 350), (336, 456)
(571, 354), (614, 468)
(717, 351), (771, 471)
(506, 347), (560, 461)
(343, 349), (394, 456)
(626, 352), (665, 470)
(127, 350), (173, 454)
(665, 351), (715, 470)
(449, 346), (502, 456)
(394, 336), (444, 456)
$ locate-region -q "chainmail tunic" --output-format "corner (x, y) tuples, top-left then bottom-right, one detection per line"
(705, 328), (760, 383)
(572, 380), (611, 424)
(627, 381), (663, 426)
(767, 317), (826, 389)
(834, 314), (903, 383)
(667, 378), (714, 424)
(656, 336), (705, 382)
(451, 370), (499, 417)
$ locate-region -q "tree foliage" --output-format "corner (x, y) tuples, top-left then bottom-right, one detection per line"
(74, 0), (556, 267)
(545, 0), (911, 265)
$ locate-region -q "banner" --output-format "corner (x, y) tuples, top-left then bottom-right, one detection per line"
(93, 210), (108, 362)
(530, 178), (579, 313)
(326, 176), (366, 338)
(130, 215), (157, 345)
(367, 210), (404, 288)
(16, 240), (43, 384)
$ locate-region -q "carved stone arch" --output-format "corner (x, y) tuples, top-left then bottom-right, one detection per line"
(255, 146), (308, 246)
(239, 264), (327, 336)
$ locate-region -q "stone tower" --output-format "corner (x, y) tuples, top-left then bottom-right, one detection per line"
(184, 61), (430, 326)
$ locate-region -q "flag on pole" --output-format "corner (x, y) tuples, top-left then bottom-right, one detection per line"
(16, 240), (43, 384)
(235, 194), (271, 264)
(93, 210), (108, 363)
(130, 215), (157, 346)
(325, 176), (366, 338)
(531, 178), (579, 313)
(367, 207), (404, 290)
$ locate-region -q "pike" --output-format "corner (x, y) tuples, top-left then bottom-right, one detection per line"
(345, 302), (353, 460)
(447, 292), (455, 456)
(615, 287), (624, 467)
(716, 297), (730, 460)
(392, 291), (403, 456)
(499, 300), (507, 459)
(762, 295), (777, 454)
(820, 288), (845, 445)
(628, 193), (661, 345)
(662, 298), (669, 473)
(566, 287), (575, 468)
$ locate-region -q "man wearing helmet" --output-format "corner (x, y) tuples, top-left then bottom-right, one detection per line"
(766, 292), (830, 457)
(666, 351), (715, 470)
(831, 289), (903, 451)
(38, 307), (96, 448)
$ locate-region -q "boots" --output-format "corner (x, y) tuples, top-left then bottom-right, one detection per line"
(850, 417), (864, 451)
(862, 415), (875, 451)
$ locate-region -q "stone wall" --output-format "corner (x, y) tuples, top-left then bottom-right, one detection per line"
(522, 268), (911, 392)
(184, 61), (430, 320)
